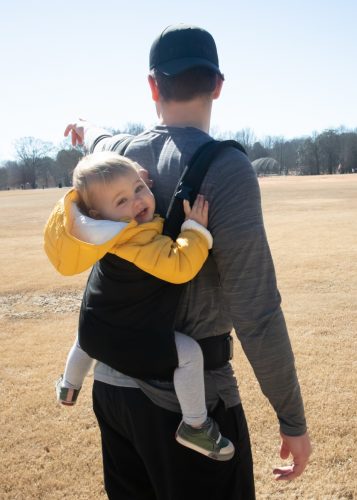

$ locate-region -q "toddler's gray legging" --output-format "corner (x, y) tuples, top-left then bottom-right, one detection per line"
(174, 331), (207, 427)
(63, 331), (207, 427)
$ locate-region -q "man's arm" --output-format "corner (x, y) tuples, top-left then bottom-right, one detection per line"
(64, 120), (129, 153)
(208, 149), (311, 478)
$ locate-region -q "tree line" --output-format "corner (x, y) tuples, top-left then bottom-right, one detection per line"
(221, 126), (357, 176)
(0, 124), (356, 190)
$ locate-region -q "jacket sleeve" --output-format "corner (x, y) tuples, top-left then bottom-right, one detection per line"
(110, 226), (210, 284)
(208, 149), (307, 436)
(44, 191), (210, 282)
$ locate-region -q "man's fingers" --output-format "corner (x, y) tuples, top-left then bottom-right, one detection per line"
(273, 465), (293, 480)
(74, 130), (83, 146)
(64, 124), (73, 137)
(273, 464), (309, 482)
(71, 130), (78, 146)
(276, 431), (312, 481)
(64, 120), (86, 145)
(64, 123), (79, 145)
(66, 128), (83, 147)
(273, 461), (307, 481)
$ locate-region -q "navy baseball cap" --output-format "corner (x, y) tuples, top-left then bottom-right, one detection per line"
(149, 24), (222, 77)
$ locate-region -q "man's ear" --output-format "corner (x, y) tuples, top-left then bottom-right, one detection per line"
(88, 208), (100, 220)
(148, 75), (160, 102)
(212, 76), (224, 100)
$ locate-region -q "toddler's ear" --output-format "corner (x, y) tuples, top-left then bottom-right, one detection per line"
(139, 168), (153, 188)
(88, 208), (100, 220)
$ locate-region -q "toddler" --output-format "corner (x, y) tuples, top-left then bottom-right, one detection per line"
(50, 151), (235, 461)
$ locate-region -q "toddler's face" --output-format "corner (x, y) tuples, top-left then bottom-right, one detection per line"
(89, 170), (155, 224)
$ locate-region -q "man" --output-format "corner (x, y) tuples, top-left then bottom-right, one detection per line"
(65, 24), (311, 500)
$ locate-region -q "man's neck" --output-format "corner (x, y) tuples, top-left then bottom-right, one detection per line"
(156, 97), (213, 133)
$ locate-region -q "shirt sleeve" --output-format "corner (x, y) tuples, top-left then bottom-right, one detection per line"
(208, 150), (307, 436)
(84, 126), (132, 153)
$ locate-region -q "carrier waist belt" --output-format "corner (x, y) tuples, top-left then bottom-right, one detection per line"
(197, 332), (233, 370)
(146, 332), (233, 390)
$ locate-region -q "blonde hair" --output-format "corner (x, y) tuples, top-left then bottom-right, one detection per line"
(72, 152), (139, 213)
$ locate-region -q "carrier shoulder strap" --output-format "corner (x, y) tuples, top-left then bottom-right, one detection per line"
(106, 134), (247, 240)
(163, 139), (247, 239)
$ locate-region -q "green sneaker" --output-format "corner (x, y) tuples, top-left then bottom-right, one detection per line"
(55, 375), (81, 406)
(175, 417), (235, 461)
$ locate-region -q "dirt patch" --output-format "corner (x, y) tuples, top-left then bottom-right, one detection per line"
(0, 290), (83, 320)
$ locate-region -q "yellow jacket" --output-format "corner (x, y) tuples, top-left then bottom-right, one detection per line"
(44, 189), (211, 284)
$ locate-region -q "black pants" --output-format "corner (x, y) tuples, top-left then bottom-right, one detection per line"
(93, 381), (255, 500)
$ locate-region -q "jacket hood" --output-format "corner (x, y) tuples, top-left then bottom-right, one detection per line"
(43, 189), (164, 276)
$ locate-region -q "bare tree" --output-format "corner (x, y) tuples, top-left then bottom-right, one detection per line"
(111, 122), (146, 136)
(56, 148), (83, 187)
(297, 134), (321, 175)
(261, 136), (275, 150)
(270, 137), (286, 175)
(233, 128), (256, 154)
(123, 122), (146, 135)
(36, 157), (57, 188)
(14, 137), (54, 188)
(316, 130), (340, 174)
(250, 142), (268, 161)
(3, 160), (22, 188)
(339, 132), (357, 172)
(0, 166), (8, 189)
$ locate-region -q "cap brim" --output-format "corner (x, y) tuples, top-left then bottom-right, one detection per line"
(155, 57), (222, 76)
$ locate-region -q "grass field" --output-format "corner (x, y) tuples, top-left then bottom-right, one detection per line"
(0, 174), (356, 499)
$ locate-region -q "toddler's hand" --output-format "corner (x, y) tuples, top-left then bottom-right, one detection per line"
(183, 194), (209, 228)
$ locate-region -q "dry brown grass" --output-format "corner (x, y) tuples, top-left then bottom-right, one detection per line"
(0, 176), (356, 499)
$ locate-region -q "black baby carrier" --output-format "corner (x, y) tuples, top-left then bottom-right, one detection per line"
(79, 139), (246, 380)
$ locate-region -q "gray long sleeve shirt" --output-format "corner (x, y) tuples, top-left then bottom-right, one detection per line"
(87, 124), (307, 436)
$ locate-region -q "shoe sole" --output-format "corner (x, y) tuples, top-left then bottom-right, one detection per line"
(175, 434), (235, 461)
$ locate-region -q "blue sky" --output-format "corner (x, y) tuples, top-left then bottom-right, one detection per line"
(1, 0), (356, 161)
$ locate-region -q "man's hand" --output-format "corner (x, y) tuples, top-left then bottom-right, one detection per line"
(273, 431), (312, 481)
(183, 194), (209, 227)
(64, 118), (89, 147)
